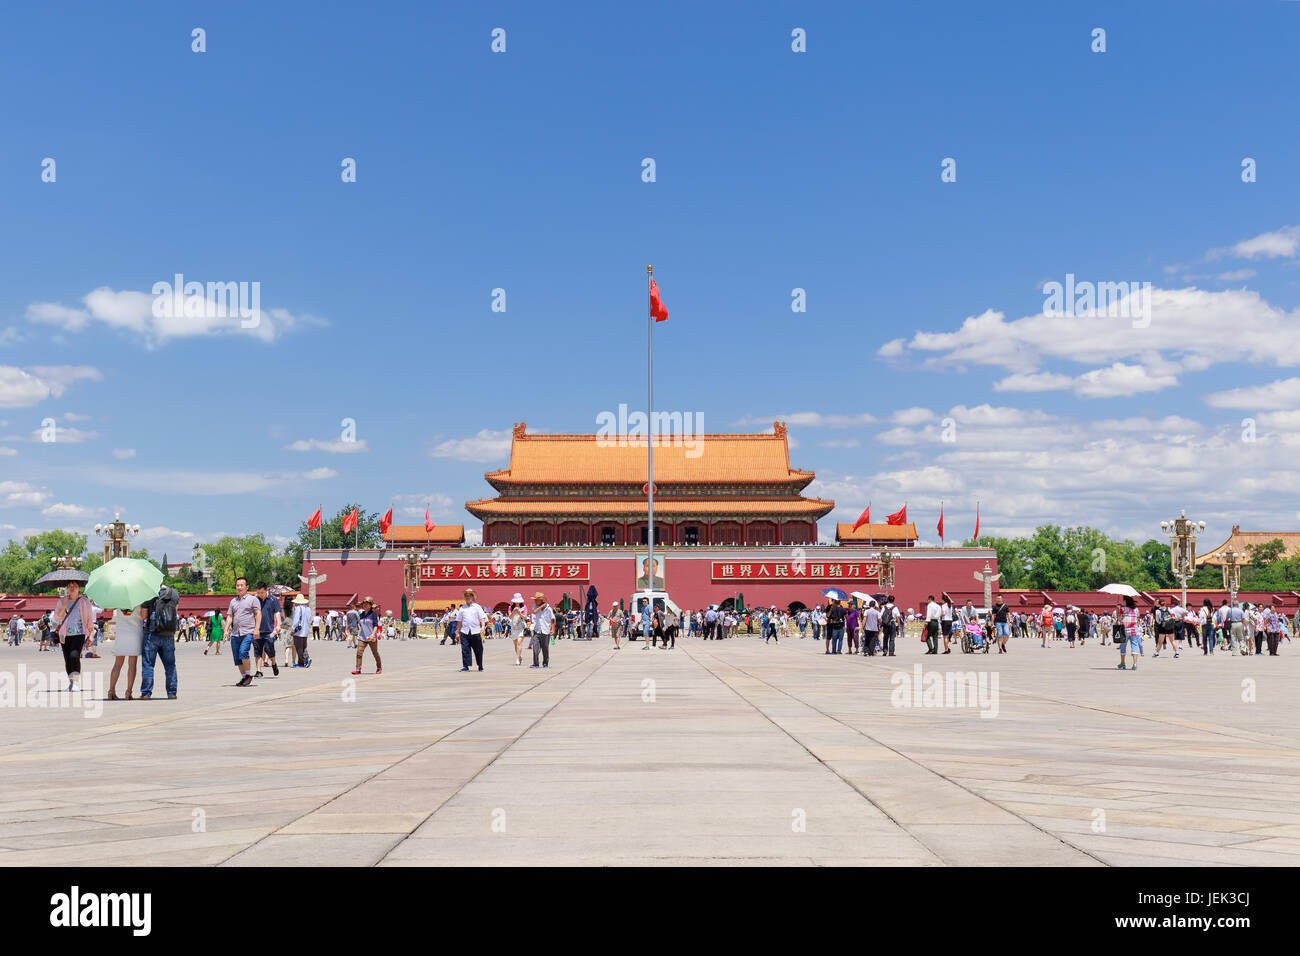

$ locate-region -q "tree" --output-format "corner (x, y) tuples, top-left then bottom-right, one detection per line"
(0, 531), (92, 592)
(195, 535), (287, 592)
(292, 503), (383, 553)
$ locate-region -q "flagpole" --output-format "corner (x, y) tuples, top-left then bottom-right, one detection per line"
(645, 264), (654, 650)
(318, 503), (322, 551)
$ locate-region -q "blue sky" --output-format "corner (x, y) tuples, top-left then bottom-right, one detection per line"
(2, 0), (1299, 556)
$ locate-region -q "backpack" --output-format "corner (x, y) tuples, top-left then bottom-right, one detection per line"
(152, 585), (180, 636)
(882, 605), (895, 627)
(1155, 606), (1171, 627)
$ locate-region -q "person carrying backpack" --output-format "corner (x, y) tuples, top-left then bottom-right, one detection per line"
(140, 583), (180, 699)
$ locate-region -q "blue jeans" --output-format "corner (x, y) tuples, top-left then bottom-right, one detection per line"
(140, 630), (177, 697)
(829, 624), (844, 653)
(230, 633), (255, 664)
(812, 623), (821, 642)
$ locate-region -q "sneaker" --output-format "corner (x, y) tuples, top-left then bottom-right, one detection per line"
(376, 668), (382, 674)
(271, 663), (279, 676)
(1174, 653), (1180, 659)
(460, 667), (469, 672)
(351, 669), (361, 675)
(255, 670), (264, 678)
(236, 674), (253, 687)
(530, 664), (539, 668)
(1152, 653), (1159, 658)
(70, 681), (80, 692)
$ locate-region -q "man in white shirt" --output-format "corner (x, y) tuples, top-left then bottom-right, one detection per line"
(924, 594), (942, 655)
(530, 591), (554, 668)
(455, 588), (489, 671)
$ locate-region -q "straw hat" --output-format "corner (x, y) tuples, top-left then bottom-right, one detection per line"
(511, 592), (525, 604)
(291, 594), (309, 605)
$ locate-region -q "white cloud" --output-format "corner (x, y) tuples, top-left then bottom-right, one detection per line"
(877, 338), (906, 357)
(0, 481), (49, 507)
(41, 503), (100, 521)
(86, 467), (337, 495)
(891, 407), (936, 426)
(430, 429), (513, 463)
(1205, 377), (1300, 411)
(0, 366), (102, 408)
(1208, 225), (1300, 261)
(895, 287), (1300, 398)
(395, 492), (455, 518)
(0, 447), (14, 457)
(284, 438), (370, 453)
(736, 412), (877, 428)
(112, 448), (136, 459)
(27, 286), (322, 347)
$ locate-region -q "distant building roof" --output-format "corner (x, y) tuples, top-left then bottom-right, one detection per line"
(382, 525), (465, 545)
(1196, 525), (1300, 566)
(835, 522), (918, 544)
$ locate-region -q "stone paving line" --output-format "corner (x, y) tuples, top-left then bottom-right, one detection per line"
(0, 635), (1297, 865)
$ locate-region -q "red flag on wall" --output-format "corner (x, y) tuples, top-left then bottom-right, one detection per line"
(380, 507), (393, 535)
(424, 508), (436, 533)
(973, 503), (980, 541)
(649, 278), (669, 322)
(341, 508), (358, 535)
(886, 505), (908, 526)
(306, 507), (322, 530)
(851, 505), (871, 532)
(937, 504), (945, 544)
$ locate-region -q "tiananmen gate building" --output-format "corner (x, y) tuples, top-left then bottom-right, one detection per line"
(302, 421), (1000, 616)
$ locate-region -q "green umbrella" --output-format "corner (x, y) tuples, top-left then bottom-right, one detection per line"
(400, 594), (409, 622)
(85, 557), (163, 611)
(736, 592), (745, 613)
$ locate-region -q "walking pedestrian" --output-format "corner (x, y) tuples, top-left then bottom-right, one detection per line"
(352, 597), (383, 674)
(108, 606), (144, 699)
(290, 594), (312, 667)
(455, 589), (488, 671)
(223, 577), (262, 687)
(254, 583), (282, 678)
(139, 583), (180, 700)
(530, 592), (553, 668)
(51, 580), (96, 692)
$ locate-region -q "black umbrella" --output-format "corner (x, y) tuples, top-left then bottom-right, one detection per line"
(34, 568), (90, 588)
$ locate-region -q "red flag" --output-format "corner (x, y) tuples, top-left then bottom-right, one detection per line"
(851, 505), (871, 532)
(973, 503), (980, 541)
(306, 507), (322, 530)
(937, 504), (944, 544)
(380, 507), (393, 535)
(649, 278), (669, 322)
(341, 508), (358, 535)
(886, 505), (907, 526)
(424, 508), (436, 533)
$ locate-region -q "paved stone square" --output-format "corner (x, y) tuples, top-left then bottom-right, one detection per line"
(0, 633), (1296, 866)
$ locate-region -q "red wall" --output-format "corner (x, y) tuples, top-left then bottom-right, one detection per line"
(300, 547), (1000, 615)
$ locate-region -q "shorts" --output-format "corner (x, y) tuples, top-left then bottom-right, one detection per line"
(940, 620), (952, 637)
(995, 622), (1010, 637)
(1122, 634), (1143, 655)
(230, 634), (255, 664)
(254, 635), (276, 658)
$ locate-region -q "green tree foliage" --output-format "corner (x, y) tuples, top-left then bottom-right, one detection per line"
(292, 503), (383, 553)
(0, 530), (92, 592)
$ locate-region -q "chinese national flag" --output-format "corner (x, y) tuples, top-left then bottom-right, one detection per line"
(341, 508), (358, 535)
(306, 507), (322, 530)
(649, 278), (669, 322)
(424, 508), (436, 533)
(937, 505), (944, 543)
(380, 507), (393, 535)
(886, 505), (907, 526)
(851, 505), (871, 532)
(973, 504), (980, 541)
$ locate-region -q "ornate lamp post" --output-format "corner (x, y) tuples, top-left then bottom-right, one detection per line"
(876, 551), (897, 595)
(1160, 510), (1206, 609)
(1221, 546), (1241, 603)
(94, 514), (140, 561)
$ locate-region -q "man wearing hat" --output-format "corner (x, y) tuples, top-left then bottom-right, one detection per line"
(290, 594), (312, 667)
(530, 592), (554, 668)
(455, 588), (488, 671)
(352, 597), (382, 675)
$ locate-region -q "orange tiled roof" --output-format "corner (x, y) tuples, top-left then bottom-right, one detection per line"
(1196, 525), (1300, 566)
(383, 524), (465, 544)
(466, 498), (834, 519)
(485, 421), (813, 486)
(835, 522), (918, 542)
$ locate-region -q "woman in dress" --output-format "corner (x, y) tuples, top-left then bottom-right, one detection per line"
(206, 610), (224, 655)
(108, 606), (145, 699)
(508, 594), (528, 665)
